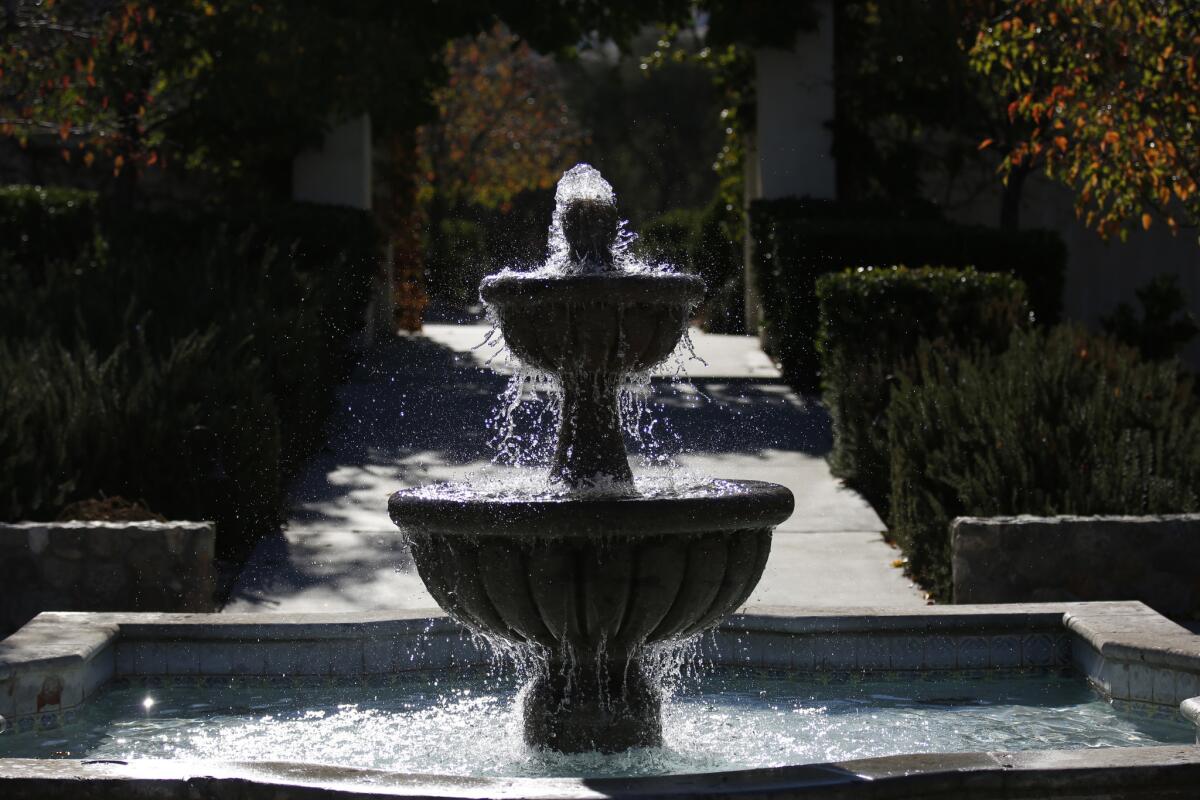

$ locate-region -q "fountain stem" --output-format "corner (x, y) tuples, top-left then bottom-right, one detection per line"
(552, 373), (633, 490)
(524, 658), (662, 752)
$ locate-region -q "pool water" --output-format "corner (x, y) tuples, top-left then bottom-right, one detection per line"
(0, 669), (1190, 777)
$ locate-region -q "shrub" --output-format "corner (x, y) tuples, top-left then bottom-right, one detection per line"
(888, 326), (1200, 599)
(0, 332), (281, 541)
(0, 185), (102, 265)
(432, 217), (489, 307)
(636, 201), (744, 333)
(751, 199), (1067, 391)
(817, 266), (1028, 514)
(0, 187), (379, 557)
(1100, 274), (1199, 361)
(637, 207), (701, 268)
(691, 200), (744, 334)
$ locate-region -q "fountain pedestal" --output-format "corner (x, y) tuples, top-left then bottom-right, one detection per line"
(524, 659), (662, 753)
(553, 374), (631, 489)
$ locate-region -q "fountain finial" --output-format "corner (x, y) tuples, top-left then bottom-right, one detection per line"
(562, 197), (619, 271)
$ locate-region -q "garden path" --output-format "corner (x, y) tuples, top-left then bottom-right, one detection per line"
(224, 326), (925, 613)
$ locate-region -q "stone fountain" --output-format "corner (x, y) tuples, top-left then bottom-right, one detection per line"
(388, 165), (794, 753)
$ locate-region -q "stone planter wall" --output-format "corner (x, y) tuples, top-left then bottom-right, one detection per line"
(951, 514), (1200, 618)
(0, 522), (216, 637)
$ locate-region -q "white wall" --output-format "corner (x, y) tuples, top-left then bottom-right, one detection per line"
(292, 114), (372, 210)
(752, 0), (836, 201)
(949, 175), (1200, 366)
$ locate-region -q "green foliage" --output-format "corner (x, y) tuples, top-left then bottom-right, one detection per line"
(0, 185), (102, 264)
(889, 326), (1200, 599)
(637, 208), (703, 268)
(969, 0), (1200, 239)
(832, 1), (1012, 211)
(433, 217), (490, 307)
(0, 332), (280, 541)
(817, 266), (1028, 513)
(1101, 275), (1199, 362)
(635, 199), (743, 333)
(642, 3), (820, 226)
(752, 198), (1067, 391)
(0, 187), (379, 557)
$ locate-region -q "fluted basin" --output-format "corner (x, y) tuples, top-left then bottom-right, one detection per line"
(389, 480), (791, 751)
(480, 272), (704, 377)
(390, 481), (790, 656)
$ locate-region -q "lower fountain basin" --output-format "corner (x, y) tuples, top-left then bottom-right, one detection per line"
(1, 603), (1198, 798)
(389, 480), (792, 656)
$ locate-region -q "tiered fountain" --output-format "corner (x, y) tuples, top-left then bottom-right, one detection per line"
(388, 165), (794, 752)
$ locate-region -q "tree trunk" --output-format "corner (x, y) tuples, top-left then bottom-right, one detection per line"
(1000, 163), (1030, 232)
(383, 131), (426, 332)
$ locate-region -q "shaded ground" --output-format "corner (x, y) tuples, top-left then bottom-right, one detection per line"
(225, 326), (924, 612)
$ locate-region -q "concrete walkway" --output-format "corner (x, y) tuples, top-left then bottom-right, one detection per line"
(225, 325), (924, 613)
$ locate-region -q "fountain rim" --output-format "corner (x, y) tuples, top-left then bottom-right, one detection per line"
(7, 746), (1200, 799)
(480, 271), (704, 307)
(388, 479), (793, 537)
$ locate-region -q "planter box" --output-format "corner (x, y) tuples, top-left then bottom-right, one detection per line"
(0, 521), (216, 636)
(952, 514), (1200, 618)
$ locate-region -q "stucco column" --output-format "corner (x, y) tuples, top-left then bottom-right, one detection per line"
(292, 114), (372, 210)
(745, 0), (836, 332)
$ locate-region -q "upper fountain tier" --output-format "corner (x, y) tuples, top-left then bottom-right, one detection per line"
(480, 165), (703, 489)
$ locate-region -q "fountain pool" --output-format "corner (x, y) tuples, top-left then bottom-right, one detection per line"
(1, 603), (1199, 798)
(0, 668), (1191, 775)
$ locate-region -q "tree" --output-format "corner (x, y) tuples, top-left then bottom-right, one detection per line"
(832, 2), (1003, 212)
(0, 0), (168, 200)
(969, 0), (1200, 240)
(416, 23), (585, 300)
(0, 1), (601, 201)
(1, 1), (494, 199)
(419, 24), (584, 214)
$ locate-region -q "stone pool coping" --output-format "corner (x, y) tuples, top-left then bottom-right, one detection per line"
(2, 747), (1200, 799)
(0, 521), (217, 637)
(1, 601), (1198, 798)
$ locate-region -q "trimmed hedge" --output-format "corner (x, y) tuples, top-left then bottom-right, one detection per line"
(637, 207), (702, 269)
(0, 185), (102, 265)
(816, 267), (1028, 514)
(889, 326), (1200, 599)
(636, 200), (744, 333)
(0, 187), (380, 558)
(751, 198), (1067, 391)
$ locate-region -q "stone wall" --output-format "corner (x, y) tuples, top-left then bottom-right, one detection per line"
(952, 514), (1200, 618)
(0, 522), (216, 637)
